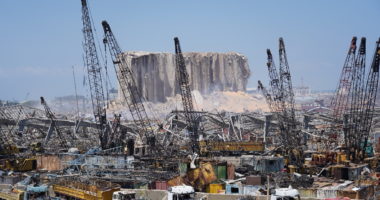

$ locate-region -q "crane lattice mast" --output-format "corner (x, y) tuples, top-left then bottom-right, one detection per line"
(358, 38), (380, 160)
(174, 37), (200, 154)
(257, 80), (274, 112)
(101, 21), (155, 147)
(347, 38), (366, 158)
(266, 49), (282, 112)
(81, 0), (108, 148)
(330, 37), (357, 121)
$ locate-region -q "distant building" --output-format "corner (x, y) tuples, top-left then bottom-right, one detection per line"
(294, 86), (311, 96)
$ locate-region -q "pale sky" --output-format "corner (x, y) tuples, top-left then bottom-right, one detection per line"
(0, 0), (379, 101)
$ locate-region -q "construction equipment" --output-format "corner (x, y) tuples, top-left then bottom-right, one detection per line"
(357, 38), (380, 160)
(330, 37), (357, 121)
(266, 49), (282, 113)
(258, 80), (274, 111)
(174, 37), (200, 154)
(331, 38), (380, 162)
(40, 97), (69, 149)
(259, 38), (302, 166)
(81, 0), (108, 148)
(346, 38), (366, 161)
(326, 37), (358, 148)
(102, 21), (156, 150)
(278, 38), (297, 133)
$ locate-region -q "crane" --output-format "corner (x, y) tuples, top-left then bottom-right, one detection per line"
(174, 37), (200, 154)
(278, 38), (296, 128)
(101, 21), (156, 150)
(330, 37), (357, 121)
(277, 38), (301, 153)
(40, 97), (68, 149)
(266, 49), (282, 113)
(346, 38), (366, 160)
(257, 80), (274, 112)
(332, 38), (380, 162)
(260, 38), (302, 166)
(356, 38), (380, 161)
(80, 0), (108, 149)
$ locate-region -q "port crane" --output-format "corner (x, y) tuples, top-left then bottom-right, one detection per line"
(174, 37), (200, 154)
(81, 0), (108, 149)
(101, 21), (156, 151)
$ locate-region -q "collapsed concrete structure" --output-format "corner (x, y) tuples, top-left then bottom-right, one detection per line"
(120, 51), (250, 102)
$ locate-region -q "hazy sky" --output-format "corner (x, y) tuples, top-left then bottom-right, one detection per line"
(0, 0), (379, 101)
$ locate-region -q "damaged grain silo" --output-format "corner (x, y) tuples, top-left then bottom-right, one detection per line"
(118, 51), (250, 102)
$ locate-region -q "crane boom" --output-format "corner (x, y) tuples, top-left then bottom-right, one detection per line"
(261, 38), (302, 166)
(258, 80), (274, 112)
(101, 21), (155, 146)
(266, 49), (282, 112)
(359, 38), (380, 159)
(330, 37), (357, 121)
(174, 37), (200, 154)
(347, 38), (366, 157)
(278, 38), (296, 129)
(81, 0), (107, 148)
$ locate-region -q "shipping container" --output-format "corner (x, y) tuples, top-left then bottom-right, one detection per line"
(206, 184), (224, 194)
